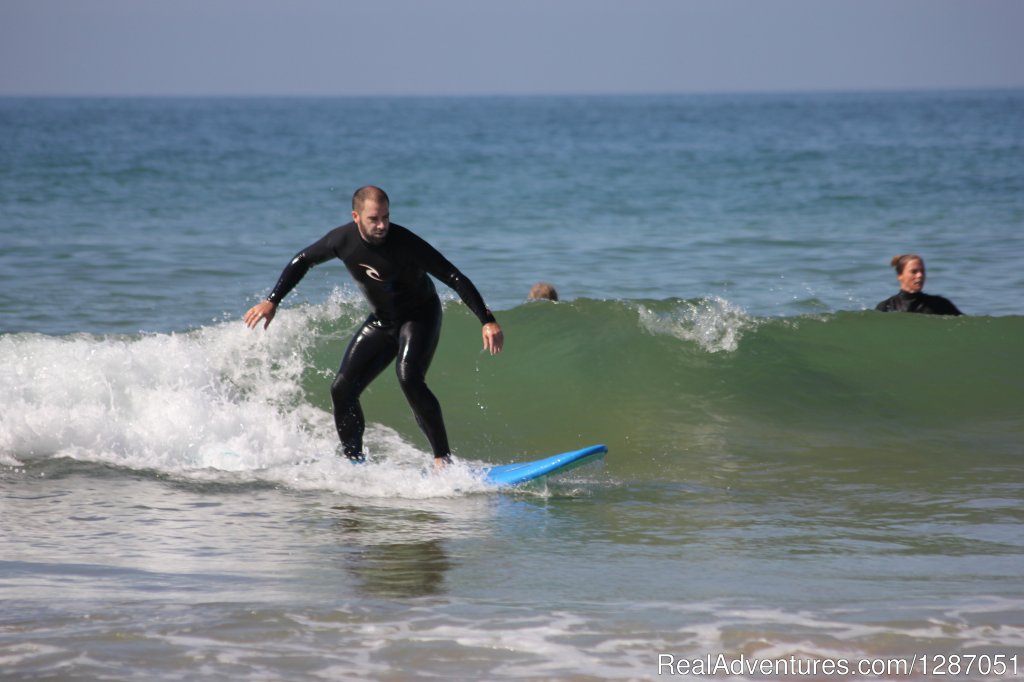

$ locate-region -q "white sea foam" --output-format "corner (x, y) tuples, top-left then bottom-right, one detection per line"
(0, 295), (492, 498)
(8, 597), (1022, 680)
(637, 296), (758, 353)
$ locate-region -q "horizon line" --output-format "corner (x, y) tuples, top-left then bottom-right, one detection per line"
(2, 84), (1022, 100)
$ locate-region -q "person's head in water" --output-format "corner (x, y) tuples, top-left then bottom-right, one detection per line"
(527, 282), (559, 302)
(352, 186), (390, 245)
(876, 253), (961, 315)
(891, 254), (925, 294)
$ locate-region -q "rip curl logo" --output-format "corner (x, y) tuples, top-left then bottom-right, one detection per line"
(359, 263), (384, 282)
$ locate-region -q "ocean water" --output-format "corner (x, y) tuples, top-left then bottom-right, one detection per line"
(2, 91), (1023, 680)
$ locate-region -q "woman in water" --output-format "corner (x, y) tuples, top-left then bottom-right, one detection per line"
(875, 254), (962, 315)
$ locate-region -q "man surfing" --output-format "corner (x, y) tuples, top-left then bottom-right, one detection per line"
(244, 186), (503, 469)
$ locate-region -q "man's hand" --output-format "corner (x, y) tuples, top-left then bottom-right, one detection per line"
(482, 322), (504, 355)
(244, 300), (278, 330)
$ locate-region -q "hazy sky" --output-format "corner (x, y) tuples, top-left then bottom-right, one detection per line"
(2, 0), (1022, 96)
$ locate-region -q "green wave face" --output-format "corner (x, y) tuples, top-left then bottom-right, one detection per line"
(300, 299), (1024, 477)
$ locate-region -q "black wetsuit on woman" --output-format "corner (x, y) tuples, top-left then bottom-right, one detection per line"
(266, 222), (496, 461)
(875, 291), (962, 316)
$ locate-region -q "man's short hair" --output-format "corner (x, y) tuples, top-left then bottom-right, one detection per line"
(352, 186), (390, 212)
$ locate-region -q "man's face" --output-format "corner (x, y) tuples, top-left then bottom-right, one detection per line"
(353, 199), (390, 245)
(898, 259), (926, 293)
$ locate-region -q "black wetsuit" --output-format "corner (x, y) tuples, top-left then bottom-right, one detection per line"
(266, 222), (496, 460)
(875, 291), (962, 316)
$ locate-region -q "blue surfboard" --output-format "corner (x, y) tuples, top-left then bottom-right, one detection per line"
(483, 444), (607, 487)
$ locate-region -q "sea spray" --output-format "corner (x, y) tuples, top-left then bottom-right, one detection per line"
(636, 296), (758, 353)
